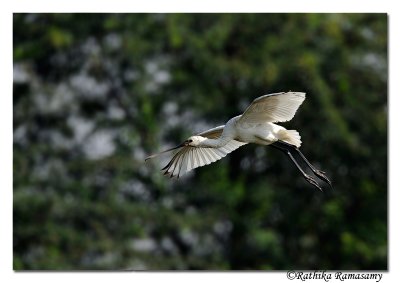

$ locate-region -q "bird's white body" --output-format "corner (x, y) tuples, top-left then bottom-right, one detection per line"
(234, 118), (278, 145)
(190, 116), (300, 148)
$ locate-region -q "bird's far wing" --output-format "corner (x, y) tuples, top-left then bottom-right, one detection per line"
(238, 92), (306, 124)
(197, 125), (225, 139)
(162, 139), (246, 178)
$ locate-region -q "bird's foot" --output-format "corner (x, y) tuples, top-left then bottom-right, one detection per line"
(313, 169), (333, 189)
(305, 174), (323, 192)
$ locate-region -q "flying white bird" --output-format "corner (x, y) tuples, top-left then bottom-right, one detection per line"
(145, 91), (332, 191)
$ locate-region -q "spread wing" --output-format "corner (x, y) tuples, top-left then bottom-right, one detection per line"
(162, 126), (246, 178)
(238, 92), (306, 124)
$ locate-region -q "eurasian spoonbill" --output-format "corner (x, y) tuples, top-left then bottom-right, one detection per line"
(145, 91), (332, 191)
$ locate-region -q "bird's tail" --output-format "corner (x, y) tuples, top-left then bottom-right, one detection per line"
(279, 130), (302, 148)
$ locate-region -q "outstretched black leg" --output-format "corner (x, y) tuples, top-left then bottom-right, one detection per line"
(275, 141), (332, 189)
(270, 143), (323, 191)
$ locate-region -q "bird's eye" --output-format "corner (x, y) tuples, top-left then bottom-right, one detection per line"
(188, 139), (193, 143)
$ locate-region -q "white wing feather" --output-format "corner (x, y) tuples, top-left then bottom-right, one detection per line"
(162, 139), (246, 178)
(197, 125), (225, 139)
(238, 91), (306, 124)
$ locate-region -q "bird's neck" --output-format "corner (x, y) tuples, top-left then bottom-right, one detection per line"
(199, 137), (230, 148)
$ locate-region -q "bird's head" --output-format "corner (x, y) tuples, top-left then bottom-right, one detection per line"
(184, 136), (206, 147)
(145, 136), (207, 162)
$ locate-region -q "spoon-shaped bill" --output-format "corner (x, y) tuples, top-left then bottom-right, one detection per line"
(145, 143), (185, 161)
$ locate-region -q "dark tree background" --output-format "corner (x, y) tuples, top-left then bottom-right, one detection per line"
(13, 14), (387, 270)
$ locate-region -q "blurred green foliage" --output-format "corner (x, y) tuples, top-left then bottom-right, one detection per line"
(13, 14), (387, 270)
